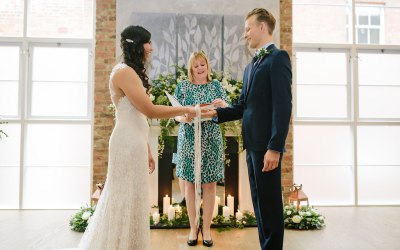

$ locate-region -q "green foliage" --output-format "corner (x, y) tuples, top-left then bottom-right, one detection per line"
(69, 204), (96, 232)
(283, 205), (326, 230)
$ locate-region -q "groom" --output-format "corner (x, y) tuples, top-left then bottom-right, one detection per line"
(205, 8), (292, 250)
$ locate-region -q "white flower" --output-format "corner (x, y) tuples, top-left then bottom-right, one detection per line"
(299, 211), (304, 216)
(292, 215), (302, 224)
(81, 211), (92, 221)
(286, 210), (292, 216)
(305, 212), (311, 216)
(149, 94), (155, 102)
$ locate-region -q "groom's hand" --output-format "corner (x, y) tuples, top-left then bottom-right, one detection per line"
(263, 150), (280, 172)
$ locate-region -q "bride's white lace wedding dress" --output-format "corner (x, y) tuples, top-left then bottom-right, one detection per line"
(78, 63), (150, 249)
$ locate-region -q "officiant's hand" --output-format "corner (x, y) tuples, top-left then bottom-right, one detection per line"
(201, 109), (217, 118)
(212, 98), (228, 108)
(149, 155), (155, 174)
(263, 150), (280, 172)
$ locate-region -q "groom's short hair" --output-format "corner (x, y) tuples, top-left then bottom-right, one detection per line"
(246, 8), (276, 35)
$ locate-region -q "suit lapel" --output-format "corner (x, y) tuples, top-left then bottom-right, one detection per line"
(245, 44), (276, 101)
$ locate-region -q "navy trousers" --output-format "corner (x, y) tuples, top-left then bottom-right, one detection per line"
(246, 150), (284, 250)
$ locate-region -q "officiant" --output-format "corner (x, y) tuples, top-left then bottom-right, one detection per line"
(173, 50), (229, 247)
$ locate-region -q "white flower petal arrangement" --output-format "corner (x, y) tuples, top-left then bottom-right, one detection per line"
(283, 205), (325, 230)
(69, 204), (96, 232)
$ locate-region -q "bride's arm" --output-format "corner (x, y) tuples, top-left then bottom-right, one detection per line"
(113, 67), (195, 119)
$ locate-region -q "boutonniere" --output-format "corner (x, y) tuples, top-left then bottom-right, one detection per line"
(255, 48), (273, 64)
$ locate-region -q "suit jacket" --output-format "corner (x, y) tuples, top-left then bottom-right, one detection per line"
(215, 44), (292, 152)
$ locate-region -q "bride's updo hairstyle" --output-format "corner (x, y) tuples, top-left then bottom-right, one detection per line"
(120, 25), (151, 93)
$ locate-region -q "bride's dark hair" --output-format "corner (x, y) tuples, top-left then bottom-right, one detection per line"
(120, 25), (151, 93)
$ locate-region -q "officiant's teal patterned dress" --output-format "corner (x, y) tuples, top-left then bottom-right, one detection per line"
(174, 79), (229, 184)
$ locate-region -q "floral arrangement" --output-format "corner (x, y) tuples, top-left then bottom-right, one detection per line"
(150, 65), (243, 156)
(283, 205), (325, 230)
(69, 204), (96, 232)
(150, 206), (257, 231)
(255, 48), (273, 65)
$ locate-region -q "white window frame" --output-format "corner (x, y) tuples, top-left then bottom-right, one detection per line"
(0, 0), (95, 209)
(293, 0), (400, 206)
(355, 4), (385, 44)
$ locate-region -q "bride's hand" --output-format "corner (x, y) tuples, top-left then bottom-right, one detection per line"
(148, 155), (155, 174)
(185, 106), (197, 116)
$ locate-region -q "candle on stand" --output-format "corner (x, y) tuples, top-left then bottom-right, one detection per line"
(168, 205), (175, 221)
(163, 195), (170, 215)
(216, 196), (221, 205)
(235, 209), (243, 220)
(153, 212), (160, 224)
(227, 194), (234, 216)
(223, 206), (230, 219)
(212, 197), (218, 218)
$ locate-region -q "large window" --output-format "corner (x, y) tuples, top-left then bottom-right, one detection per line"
(0, 0), (94, 209)
(293, 0), (400, 205)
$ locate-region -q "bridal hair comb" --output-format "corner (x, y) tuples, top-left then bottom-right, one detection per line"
(125, 38), (135, 44)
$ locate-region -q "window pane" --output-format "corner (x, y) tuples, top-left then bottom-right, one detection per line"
(31, 82), (88, 117)
(293, 0), (350, 43)
(26, 124), (91, 167)
(359, 86), (400, 118)
(0, 167), (19, 209)
(0, 123), (21, 167)
(297, 85), (347, 118)
(0, 0), (24, 37)
(358, 166), (400, 205)
(358, 126), (400, 166)
(371, 15), (380, 25)
(27, 0), (94, 38)
(0, 46), (19, 80)
(357, 28), (368, 44)
(296, 52), (347, 85)
(0, 81), (19, 116)
(358, 53), (400, 86)
(24, 166), (90, 208)
(294, 125), (352, 165)
(358, 15), (368, 25)
(31, 47), (89, 117)
(294, 165), (354, 205)
(369, 29), (379, 44)
(32, 47), (89, 82)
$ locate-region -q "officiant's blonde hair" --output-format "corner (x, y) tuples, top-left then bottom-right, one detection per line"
(188, 50), (212, 82)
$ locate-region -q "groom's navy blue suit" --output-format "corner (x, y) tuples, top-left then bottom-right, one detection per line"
(214, 44), (292, 250)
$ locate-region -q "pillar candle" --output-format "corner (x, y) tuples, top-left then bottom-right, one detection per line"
(172, 197), (175, 205)
(153, 212), (160, 224)
(227, 194), (234, 216)
(216, 196), (221, 205)
(235, 210), (243, 220)
(168, 205), (175, 221)
(223, 206), (230, 219)
(163, 195), (170, 215)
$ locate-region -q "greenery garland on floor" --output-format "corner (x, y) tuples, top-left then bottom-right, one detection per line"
(69, 204), (325, 232)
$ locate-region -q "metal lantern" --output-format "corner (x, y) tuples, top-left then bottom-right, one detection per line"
(288, 184), (309, 210)
(91, 183), (104, 205)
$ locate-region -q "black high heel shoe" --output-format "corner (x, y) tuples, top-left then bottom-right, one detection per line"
(201, 227), (213, 247)
(187, 228), (200, 246)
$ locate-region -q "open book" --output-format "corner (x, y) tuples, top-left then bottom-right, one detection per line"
(164, 91), (215, 121)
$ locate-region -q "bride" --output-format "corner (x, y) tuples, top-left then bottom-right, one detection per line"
(78, 25), (197, 249)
